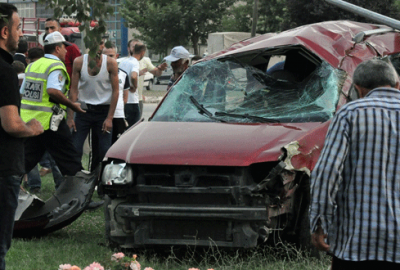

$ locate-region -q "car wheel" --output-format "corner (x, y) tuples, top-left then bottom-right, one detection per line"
(155, 78), (160, 85)
(147, 79), (153, 90)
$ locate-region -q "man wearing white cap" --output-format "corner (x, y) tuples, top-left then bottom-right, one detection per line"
(165, 46), (190, 91)
(20, 31), (85, 181)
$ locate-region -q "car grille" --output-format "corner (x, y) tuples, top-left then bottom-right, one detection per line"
(135, 165), (243, 206)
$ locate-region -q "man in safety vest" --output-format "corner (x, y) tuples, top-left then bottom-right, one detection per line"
(20, 31), (85, 177)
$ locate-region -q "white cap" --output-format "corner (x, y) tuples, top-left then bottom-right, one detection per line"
(164, 46), (190, 62)
(44, 31), (71, 47)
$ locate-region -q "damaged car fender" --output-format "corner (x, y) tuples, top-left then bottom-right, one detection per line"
(14, 169), (99, 237)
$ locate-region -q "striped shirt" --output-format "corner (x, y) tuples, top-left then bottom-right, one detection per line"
(310, 87), (400, 262)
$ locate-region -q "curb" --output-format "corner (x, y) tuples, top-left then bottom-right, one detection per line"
(143, 96), (164, 103)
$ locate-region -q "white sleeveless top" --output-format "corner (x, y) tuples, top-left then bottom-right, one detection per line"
(78, 54), (112, 105)
(114, 69), (129, 118)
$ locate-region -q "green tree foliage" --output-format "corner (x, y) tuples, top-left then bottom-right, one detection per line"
(40, 0), (114, 58)
(257, 0), (287, 33)
(221, 0), (287, 34)
(284, 0), (400, 30)
(120, 0), (235, 55)
(221, 0), (253, 32)
(222, 0), (400, 35)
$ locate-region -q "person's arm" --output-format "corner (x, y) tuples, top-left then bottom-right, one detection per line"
(130, 70), (138, 93)
(0, 105), (43, 137)
(67, 56), (83, 131)
(123, 90), (128, 104)
(47, 87), (85, 113)
(139, 68), (148, 76)
(149, 62), (167, 77)
(309, 110), (350, 251)
(123, 73), (130, 104)
(103, 57), (119, 133)
(143, 57), (166, 77)
(311, 224), (329, 252)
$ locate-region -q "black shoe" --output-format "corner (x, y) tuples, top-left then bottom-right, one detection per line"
(86, 200), (104, 210)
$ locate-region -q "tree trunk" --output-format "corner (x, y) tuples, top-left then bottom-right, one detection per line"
(251, 0), (259, 37)
(191, 34), (199, 56)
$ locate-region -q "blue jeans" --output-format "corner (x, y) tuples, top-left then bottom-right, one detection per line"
(0, 175), (21, 270)
(28, 153), (64, 190)
(41, 152), (64, 188)
(39, 152), (51, 168)
(73, 109), (112, 169)
(124, 103), (141, 128)
(27, 164), (41, 189)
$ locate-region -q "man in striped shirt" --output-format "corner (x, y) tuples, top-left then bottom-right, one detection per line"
(310, 58), (400, 269)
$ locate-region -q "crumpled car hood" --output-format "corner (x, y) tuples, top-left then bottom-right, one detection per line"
(106, 121), (326, 166)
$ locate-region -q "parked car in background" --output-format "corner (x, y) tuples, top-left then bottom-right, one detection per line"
(155, 66), (173, 85)
(144, 72), (154, 90)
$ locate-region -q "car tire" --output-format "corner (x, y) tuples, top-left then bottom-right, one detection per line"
(155, 78), (160, 85)
(147, 79), (153, 90)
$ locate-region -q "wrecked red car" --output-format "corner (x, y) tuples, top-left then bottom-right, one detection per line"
(99, 20), (400, 249)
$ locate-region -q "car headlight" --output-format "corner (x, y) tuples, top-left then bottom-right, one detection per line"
(102, 163), (133, 185)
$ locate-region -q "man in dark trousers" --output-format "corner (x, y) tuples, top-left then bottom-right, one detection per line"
(20, 31), (85, 180)
(0, 4), (43, 269)
(68, 41), (119, 166)
(310, 58), (400, 269)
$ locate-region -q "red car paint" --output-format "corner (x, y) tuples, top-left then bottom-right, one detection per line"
(107, 21), (400, 172)
(108, 122), (323, 166)
(101, 20), (400, 249)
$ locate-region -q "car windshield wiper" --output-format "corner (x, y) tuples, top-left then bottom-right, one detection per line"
(215, 111), (280, 123)
(189, 96), (226, 122)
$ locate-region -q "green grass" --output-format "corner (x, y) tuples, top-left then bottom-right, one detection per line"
(7, 164), (331, 270)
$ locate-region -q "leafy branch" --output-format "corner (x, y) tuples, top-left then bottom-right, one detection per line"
(40, 0), (113, 58)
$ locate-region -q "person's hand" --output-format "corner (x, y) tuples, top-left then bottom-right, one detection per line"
(26, 119), (44, 136)
(102, 118), (113, 134)
(158, 62), (168, 71)
(67, 118), (76, 132)
(311, 226), (330, 251)
(139, 68), (148, 76)
(71, 102), (86, 113)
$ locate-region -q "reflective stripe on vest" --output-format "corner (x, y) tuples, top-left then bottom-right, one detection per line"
(21, 103), (53, 113)
(25, 62), (66, 80)
(21, 57), (70, 130)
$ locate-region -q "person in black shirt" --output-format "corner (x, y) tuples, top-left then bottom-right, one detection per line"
(0, 4), (43, 270)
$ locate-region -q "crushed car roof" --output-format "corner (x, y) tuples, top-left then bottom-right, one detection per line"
(206, 21), (400, 70)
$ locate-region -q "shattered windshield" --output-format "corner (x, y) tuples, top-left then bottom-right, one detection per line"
(152, 58), (341, 123)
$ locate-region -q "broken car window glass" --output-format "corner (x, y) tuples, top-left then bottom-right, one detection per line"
(152, 59), (340, 123)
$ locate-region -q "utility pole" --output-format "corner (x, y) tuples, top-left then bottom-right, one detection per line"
(251, 0), (258, 37)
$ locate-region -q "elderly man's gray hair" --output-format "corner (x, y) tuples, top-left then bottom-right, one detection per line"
(353, 58), (398, 90)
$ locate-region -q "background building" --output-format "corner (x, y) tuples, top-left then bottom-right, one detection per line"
(4, 0), (129, 56)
